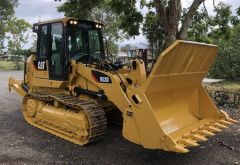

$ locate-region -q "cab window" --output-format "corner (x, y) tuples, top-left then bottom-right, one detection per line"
(39, 25), (48, 58)
(88, 30), (100, 54)
(50, 22), (64, 78)
(68, 28), (87, 54)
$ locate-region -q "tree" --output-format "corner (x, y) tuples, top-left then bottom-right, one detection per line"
(109, 0), (143, 36)
(57, 0), (143, 37)
(89, 1), (128, 49)
(58, 0), (125, 55)
(209, 25), (240, 81)
(146, 0), (205, 47)
(0, 0), (18, 50)
(57, 0), (212, 54)
(209, 2), (234, 40)
(57, 0), (104, 20)
(186, 9), (212, 43)
(6, 17), (31, 70)
(208, 3), (240, 81)
(109, 0), (206, 48)
(107, 41), (119, 55)
(143, 11), (164, 59)
(187, 2), (240, 81)
(58, 1), (123, 40)
(188, 2), (240, 42)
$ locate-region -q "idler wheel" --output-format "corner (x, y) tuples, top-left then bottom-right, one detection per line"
(26, 99), (38, 117)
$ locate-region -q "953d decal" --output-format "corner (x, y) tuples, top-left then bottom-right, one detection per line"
(92, 70), (112, 83)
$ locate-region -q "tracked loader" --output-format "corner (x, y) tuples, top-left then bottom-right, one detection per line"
(9, 17), (238, 153)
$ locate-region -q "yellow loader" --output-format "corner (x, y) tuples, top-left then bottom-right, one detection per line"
(9, 17), (238, 153)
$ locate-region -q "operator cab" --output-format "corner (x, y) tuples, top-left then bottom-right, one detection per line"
(32, 17), (105, 81)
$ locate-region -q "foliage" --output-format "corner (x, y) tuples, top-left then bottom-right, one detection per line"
(5, 17), (31, 70)
(209, 2), (235, 41)
(143, 0), (205, 47)
(0, 0), (18, 50)
(106, 40), (119, 54)
(0, 61), (24, 70)
(57, 0), (104, 19)
(136, 0), (206, 58)
(6, 17), (31, 54)
(107, 0), (204, 48)
(187, 2), (240, 81)
(187, 9), (212, 43)
(143, 11), (164, 59)
(92, 2), (124, 42)
(57, 0), (204, 54)
(109, 0), (143, 36)
(188, 2), (240, 43)
(209, 25), (240, 81)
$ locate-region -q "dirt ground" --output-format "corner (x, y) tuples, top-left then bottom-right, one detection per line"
(0, 71), (240, 165)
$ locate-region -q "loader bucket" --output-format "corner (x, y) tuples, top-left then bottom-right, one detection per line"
(124, 40), (238, 153)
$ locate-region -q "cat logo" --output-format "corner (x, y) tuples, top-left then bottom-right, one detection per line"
(37, 61), (46, 70)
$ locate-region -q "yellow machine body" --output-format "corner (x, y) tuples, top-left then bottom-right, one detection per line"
(9, 18), (237, 153)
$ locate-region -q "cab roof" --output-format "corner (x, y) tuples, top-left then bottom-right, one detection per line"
(35, 17), (104, 26)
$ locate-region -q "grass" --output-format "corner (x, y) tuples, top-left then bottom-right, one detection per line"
(0, 60), (24, 70)
(219, 81), (240, 92)
(205, 81), (240, 92)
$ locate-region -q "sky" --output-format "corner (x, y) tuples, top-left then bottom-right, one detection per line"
(15, 0), (240, 49)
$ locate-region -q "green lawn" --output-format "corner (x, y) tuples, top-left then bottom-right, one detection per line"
(0, 61), (24, 70)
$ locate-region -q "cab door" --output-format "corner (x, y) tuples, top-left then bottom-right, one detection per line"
(36, 22), (67, 81)
(49, 22), (66, 80)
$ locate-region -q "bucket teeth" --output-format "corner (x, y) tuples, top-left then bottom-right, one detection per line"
(226, 118), (239, 124)
(213, 123), (228, 129)
(174, 145), (189, 153)
(190, 134), (207, 142)
(173, 118), (236, 153)
(207, 126), (222, 133)
(219, 120), (232, 125)
(199, 130), (215, 137)
(181, 139), (199, 147)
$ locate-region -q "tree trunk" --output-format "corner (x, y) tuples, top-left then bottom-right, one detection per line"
(179, 0), (205, 39)
(15, 55), (21, 70)
(154, 0), (181, 48)
(154, 0), (205, 48)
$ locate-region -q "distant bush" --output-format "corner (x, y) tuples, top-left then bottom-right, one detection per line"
(209, 25), (240, 82)
(0, 61), (24, 70)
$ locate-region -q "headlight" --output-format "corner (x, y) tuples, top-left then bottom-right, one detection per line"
(70, 20), (78, 25)
(96, 24), (102, 29)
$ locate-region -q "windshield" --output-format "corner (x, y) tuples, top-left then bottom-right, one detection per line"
(68, 22), (103, 61)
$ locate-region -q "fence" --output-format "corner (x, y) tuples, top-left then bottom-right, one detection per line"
(208, 90), (240, 109)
